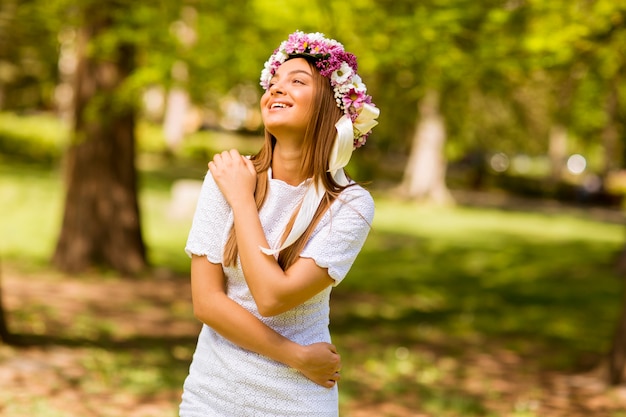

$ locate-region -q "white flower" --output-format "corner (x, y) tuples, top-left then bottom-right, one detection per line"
(259, 31), (378, 146)
(308, 32), (326, 43)
(260, 68), (271, 87)
(349, 74), (366, 92)
(276, 51), (289, 63)
(331, 62), (354, 85)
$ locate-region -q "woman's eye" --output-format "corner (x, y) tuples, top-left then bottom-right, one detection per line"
(293, 79), (304, 85)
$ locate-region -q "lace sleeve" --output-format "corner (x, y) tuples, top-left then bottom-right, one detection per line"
(184, 170), (232, 264)
(300, 185), (374, 285)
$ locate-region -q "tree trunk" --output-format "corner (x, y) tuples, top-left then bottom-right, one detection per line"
(548, 124), (568, 183)
(163, 87), (189, 152)
(400, 89), (454, 205)
(609, 276), (626, 385)
(0, 258), (13, 344)
(602, 84), (620, 175)
(52, 3), (146, 275)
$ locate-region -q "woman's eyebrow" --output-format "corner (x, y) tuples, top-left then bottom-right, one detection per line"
(272, 69), (313, 80)
(288, 69), (312, 77)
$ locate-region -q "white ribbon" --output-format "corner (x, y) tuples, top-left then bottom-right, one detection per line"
(328, 115), (354, 181)
(353, 103), (379, 137)
(260, 116), (356, 256)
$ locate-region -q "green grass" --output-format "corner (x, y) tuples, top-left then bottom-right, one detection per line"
(346, 200), (623, 358)
(1, 155), (625, 416)
(0, 163), (64, 267)
(329, 199), (624, 414)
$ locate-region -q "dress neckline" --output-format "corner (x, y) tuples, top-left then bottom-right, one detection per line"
(267, 167), (311, 189)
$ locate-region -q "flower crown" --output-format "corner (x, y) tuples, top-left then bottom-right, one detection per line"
(260, 31), (378, 148)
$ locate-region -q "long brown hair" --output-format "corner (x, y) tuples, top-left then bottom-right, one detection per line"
(222, 57), (350, 270)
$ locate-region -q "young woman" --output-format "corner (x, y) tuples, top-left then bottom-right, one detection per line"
(180, 31), (379, 417)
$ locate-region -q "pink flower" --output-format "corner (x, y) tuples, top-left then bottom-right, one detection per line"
(260, 31), (378, 146)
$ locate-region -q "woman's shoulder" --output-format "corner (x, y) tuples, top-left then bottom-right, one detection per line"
(197, 169), (231, 213)
(340, 182), (373, 202)
(333, 183), (375, 221)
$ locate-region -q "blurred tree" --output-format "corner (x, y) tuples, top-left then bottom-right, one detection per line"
(0, 0), (61, 110)
(0, 259), (13, 344)
(362, 0), (520, 203)
(6, 0), (626, 273)
(522, 0), (626, 385)
(52, 0), (147, 274)
(521, 0), (594, 183)
(585, 3), (626, 175)
(50, 0), (294, 273)
(611, 284), (626, 384)
(587, 3), (626, 385)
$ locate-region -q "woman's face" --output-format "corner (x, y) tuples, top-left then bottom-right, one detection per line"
(260, 58), (315, 141)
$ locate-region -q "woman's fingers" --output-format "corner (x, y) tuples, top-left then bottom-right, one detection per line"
(209, 149), (240, 168)
(295, 342), (343, 388)
(324, 371), (341, 388)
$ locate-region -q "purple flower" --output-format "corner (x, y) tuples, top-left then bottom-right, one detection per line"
(259, 31), (378, 146)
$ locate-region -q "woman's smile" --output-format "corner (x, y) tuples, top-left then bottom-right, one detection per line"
(268, 100), (293, 110)
(260, 58), (314, 140)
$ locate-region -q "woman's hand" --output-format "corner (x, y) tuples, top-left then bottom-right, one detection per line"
(291, 342), (342, 388)
(209, 149), (257, 208)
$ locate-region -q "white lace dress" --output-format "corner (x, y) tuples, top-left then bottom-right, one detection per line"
(179, 169), (374, 417)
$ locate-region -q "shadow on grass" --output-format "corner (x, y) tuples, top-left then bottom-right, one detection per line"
(2, 331), (198, 399)
(4, 332), (197, 351)
(332, 228), (623, 370)
(327, 227), (625, 415)
(2, 204), (624, 415)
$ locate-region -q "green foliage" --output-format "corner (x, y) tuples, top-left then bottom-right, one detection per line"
(0, 111), (262, 172)
(0, 0), (63, 110)
(4, 0), (626, 170)
(0, 112), (69, 164)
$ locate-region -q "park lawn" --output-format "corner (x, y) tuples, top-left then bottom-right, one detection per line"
(1, 159), (626, 416)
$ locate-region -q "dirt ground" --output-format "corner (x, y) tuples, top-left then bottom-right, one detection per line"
(1, 267), (626, 417)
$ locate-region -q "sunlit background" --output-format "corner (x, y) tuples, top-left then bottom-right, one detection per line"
(1, 0), (626, 416)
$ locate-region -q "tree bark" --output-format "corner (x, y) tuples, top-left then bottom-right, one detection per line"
(548, 123), (568, 183)
(609, 276), (626, 385)
(601, 84), (620, 175)
(52, 3), (146, 275)
(163, 87), (189, 152)
(0, 258), (13, 344)
(400, 89), (454, 205)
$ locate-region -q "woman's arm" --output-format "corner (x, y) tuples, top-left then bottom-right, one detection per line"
(190, 254), (341, 387)
(209, 151), (336, 317)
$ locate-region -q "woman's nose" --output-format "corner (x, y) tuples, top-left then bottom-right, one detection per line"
(270, 83), (284, 95)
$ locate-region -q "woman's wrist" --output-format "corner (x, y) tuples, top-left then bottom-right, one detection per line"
(281, 341), (305, 370)
(228, 192), (256, 214)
